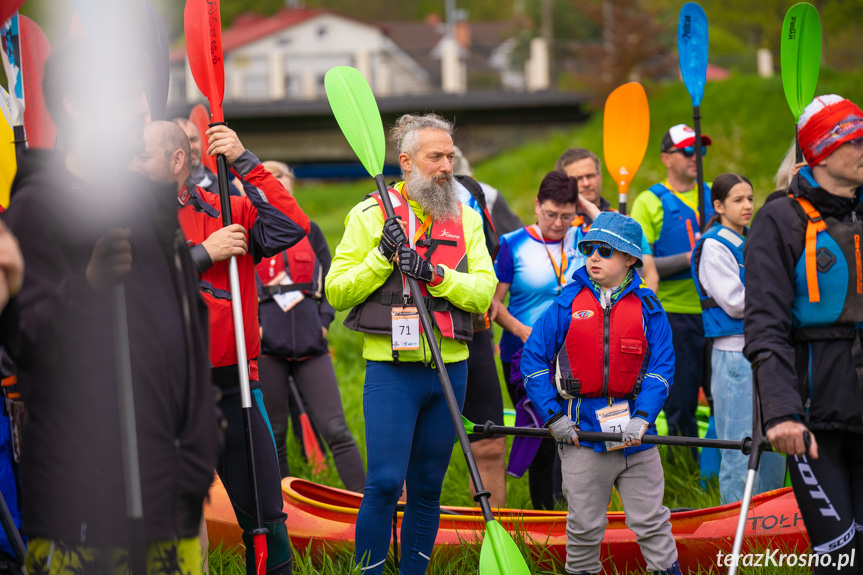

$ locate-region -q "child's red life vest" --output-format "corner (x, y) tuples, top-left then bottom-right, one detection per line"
(553, 287), (649, 399)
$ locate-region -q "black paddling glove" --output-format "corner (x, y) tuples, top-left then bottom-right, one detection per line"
(379, 216), (407, 261)
(398, 245), (435, 283)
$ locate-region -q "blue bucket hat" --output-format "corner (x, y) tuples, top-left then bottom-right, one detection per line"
(577, 212), (644, 267)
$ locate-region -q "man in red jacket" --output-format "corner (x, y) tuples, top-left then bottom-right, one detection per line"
(132, 120), (310, 575)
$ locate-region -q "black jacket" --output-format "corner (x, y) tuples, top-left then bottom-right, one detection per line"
(258, 221), (335, 360)
(744, 171), (863, 434)
(4, 150), (221, 545)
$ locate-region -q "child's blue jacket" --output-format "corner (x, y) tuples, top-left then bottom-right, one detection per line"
(520, 266), (675, 455)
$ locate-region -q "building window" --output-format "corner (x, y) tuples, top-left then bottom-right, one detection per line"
(317, 26), (327, 38)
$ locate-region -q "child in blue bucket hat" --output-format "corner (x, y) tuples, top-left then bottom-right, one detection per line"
(520, 212), (680, 575)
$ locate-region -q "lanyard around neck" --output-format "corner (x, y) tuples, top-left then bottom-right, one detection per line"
(534, 224), (568, 289)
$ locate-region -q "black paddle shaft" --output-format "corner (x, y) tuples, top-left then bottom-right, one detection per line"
(372, 174), (496, 523)
(475, 420), (756, 454)
(208, 121), (268, 542)
(693, 106), (707, 233)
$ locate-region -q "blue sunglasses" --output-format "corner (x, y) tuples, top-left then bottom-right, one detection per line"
(667, 145), (708, 158)
(579, 243), (614, 258)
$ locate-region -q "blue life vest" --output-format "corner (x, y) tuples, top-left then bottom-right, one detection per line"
(691, 224), (746, 337)
(788, 172), (863, 335)
(649, 182), (713, 281)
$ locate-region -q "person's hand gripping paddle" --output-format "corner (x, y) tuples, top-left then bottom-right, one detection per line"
(325, 65), (530, 575)
(602, 82), (649, 216)
(184, 1), (268, 573)
(781, 3), (821, 163)
(678, 2), (709, 231)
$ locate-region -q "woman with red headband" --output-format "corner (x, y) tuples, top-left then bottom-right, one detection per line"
(745, 94), (863, 570)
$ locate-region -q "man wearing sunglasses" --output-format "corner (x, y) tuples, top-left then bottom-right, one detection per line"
(630, 124), (714, 441)
(745, 95), (863, 568)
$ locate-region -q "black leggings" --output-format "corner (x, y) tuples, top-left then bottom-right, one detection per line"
(259, 354), (366, 493)
(788, 430), (863, 574)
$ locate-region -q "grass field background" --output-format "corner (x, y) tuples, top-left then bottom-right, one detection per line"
(208, 72), (863, 573)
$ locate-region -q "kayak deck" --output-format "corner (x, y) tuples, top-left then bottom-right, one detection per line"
(205, 476), (809, 572)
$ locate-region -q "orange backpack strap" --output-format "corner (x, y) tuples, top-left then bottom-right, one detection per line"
(791, 195), (827, 303)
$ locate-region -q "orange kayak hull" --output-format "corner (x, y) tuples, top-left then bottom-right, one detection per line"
(205, 476), (809, 572)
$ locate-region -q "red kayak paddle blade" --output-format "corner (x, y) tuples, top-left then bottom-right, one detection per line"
(0, 1), (25, 31)
(300, 414), (328, 474)
(189, 103), (218, 173)
(253, 532), (268, 575)
(183, 0), (225, 123)
(19, 16), (56, 150)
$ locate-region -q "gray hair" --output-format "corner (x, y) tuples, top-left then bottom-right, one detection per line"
(389, 113), (454, 157)
(555, 147), (601, 174)
(452, 145), (472, 177)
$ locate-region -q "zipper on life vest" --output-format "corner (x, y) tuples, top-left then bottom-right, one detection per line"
(602, 295), (611, 397)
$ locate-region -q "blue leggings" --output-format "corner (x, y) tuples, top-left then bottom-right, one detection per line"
(355, 360), (467, 575)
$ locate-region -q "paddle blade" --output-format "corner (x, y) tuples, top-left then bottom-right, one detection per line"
(479, 520), (530, 575)
(781, 3), (821, 121)
(18, 16), (55, 149)
(324, 66), (385, 178)
(603, 82), (650, 199)
(299, 414), (328, 474)
(190, 103), (218, 173)
(0, 1), (25, 30)
(0, 86), (15, 208)
(678, 2), (709, 107)
(184, 0), (226, 122)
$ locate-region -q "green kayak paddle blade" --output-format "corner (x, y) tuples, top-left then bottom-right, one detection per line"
(324, 66), (386, 178)
(479, 520), (530, 575)
(781, 3), (821, 121)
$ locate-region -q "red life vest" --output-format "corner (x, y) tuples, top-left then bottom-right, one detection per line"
(255, 236), (322, 298)
(344, 189), (472, 342)
(553, 287), (648, 399)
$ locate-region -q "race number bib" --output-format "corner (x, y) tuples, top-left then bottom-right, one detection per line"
(391, 306), (420, 351)
(273, 289), (303, 312)
(272, 273), (303, 312)
(595, 402), (631, 452)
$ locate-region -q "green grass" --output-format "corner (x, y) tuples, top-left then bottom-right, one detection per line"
(209, 72), (855, 572)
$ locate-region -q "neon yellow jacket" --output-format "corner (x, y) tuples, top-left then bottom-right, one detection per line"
(326, 182), (497, 362)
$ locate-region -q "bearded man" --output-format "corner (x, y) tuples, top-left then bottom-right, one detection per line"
(326, 113), (496, 575)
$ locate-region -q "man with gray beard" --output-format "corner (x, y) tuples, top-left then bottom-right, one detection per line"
(326, 113), (497, 575)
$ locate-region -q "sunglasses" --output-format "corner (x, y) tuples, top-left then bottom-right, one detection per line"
(579, 243), (614, 258)
(665, 145), (708, 158)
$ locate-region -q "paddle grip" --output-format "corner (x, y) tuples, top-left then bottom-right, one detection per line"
(373, 174), (498, 524)
(12, 126), (26, 153)
(479, 421), (754, 452)
(208, 122), (234, 227)
(692, 106), (707, 233)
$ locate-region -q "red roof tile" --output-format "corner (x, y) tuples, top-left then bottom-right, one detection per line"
(171, 8), (325, 62)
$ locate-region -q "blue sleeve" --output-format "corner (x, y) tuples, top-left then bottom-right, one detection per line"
(631, 296), (674, 425)
(520, 299), (571, 424)
(641, 233), (653, 256)
(494, 235), (514, 284)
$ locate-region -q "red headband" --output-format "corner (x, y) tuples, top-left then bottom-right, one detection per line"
(797, 98), (863, 166)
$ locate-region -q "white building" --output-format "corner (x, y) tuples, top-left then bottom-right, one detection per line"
(169, 8), (432, 105)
